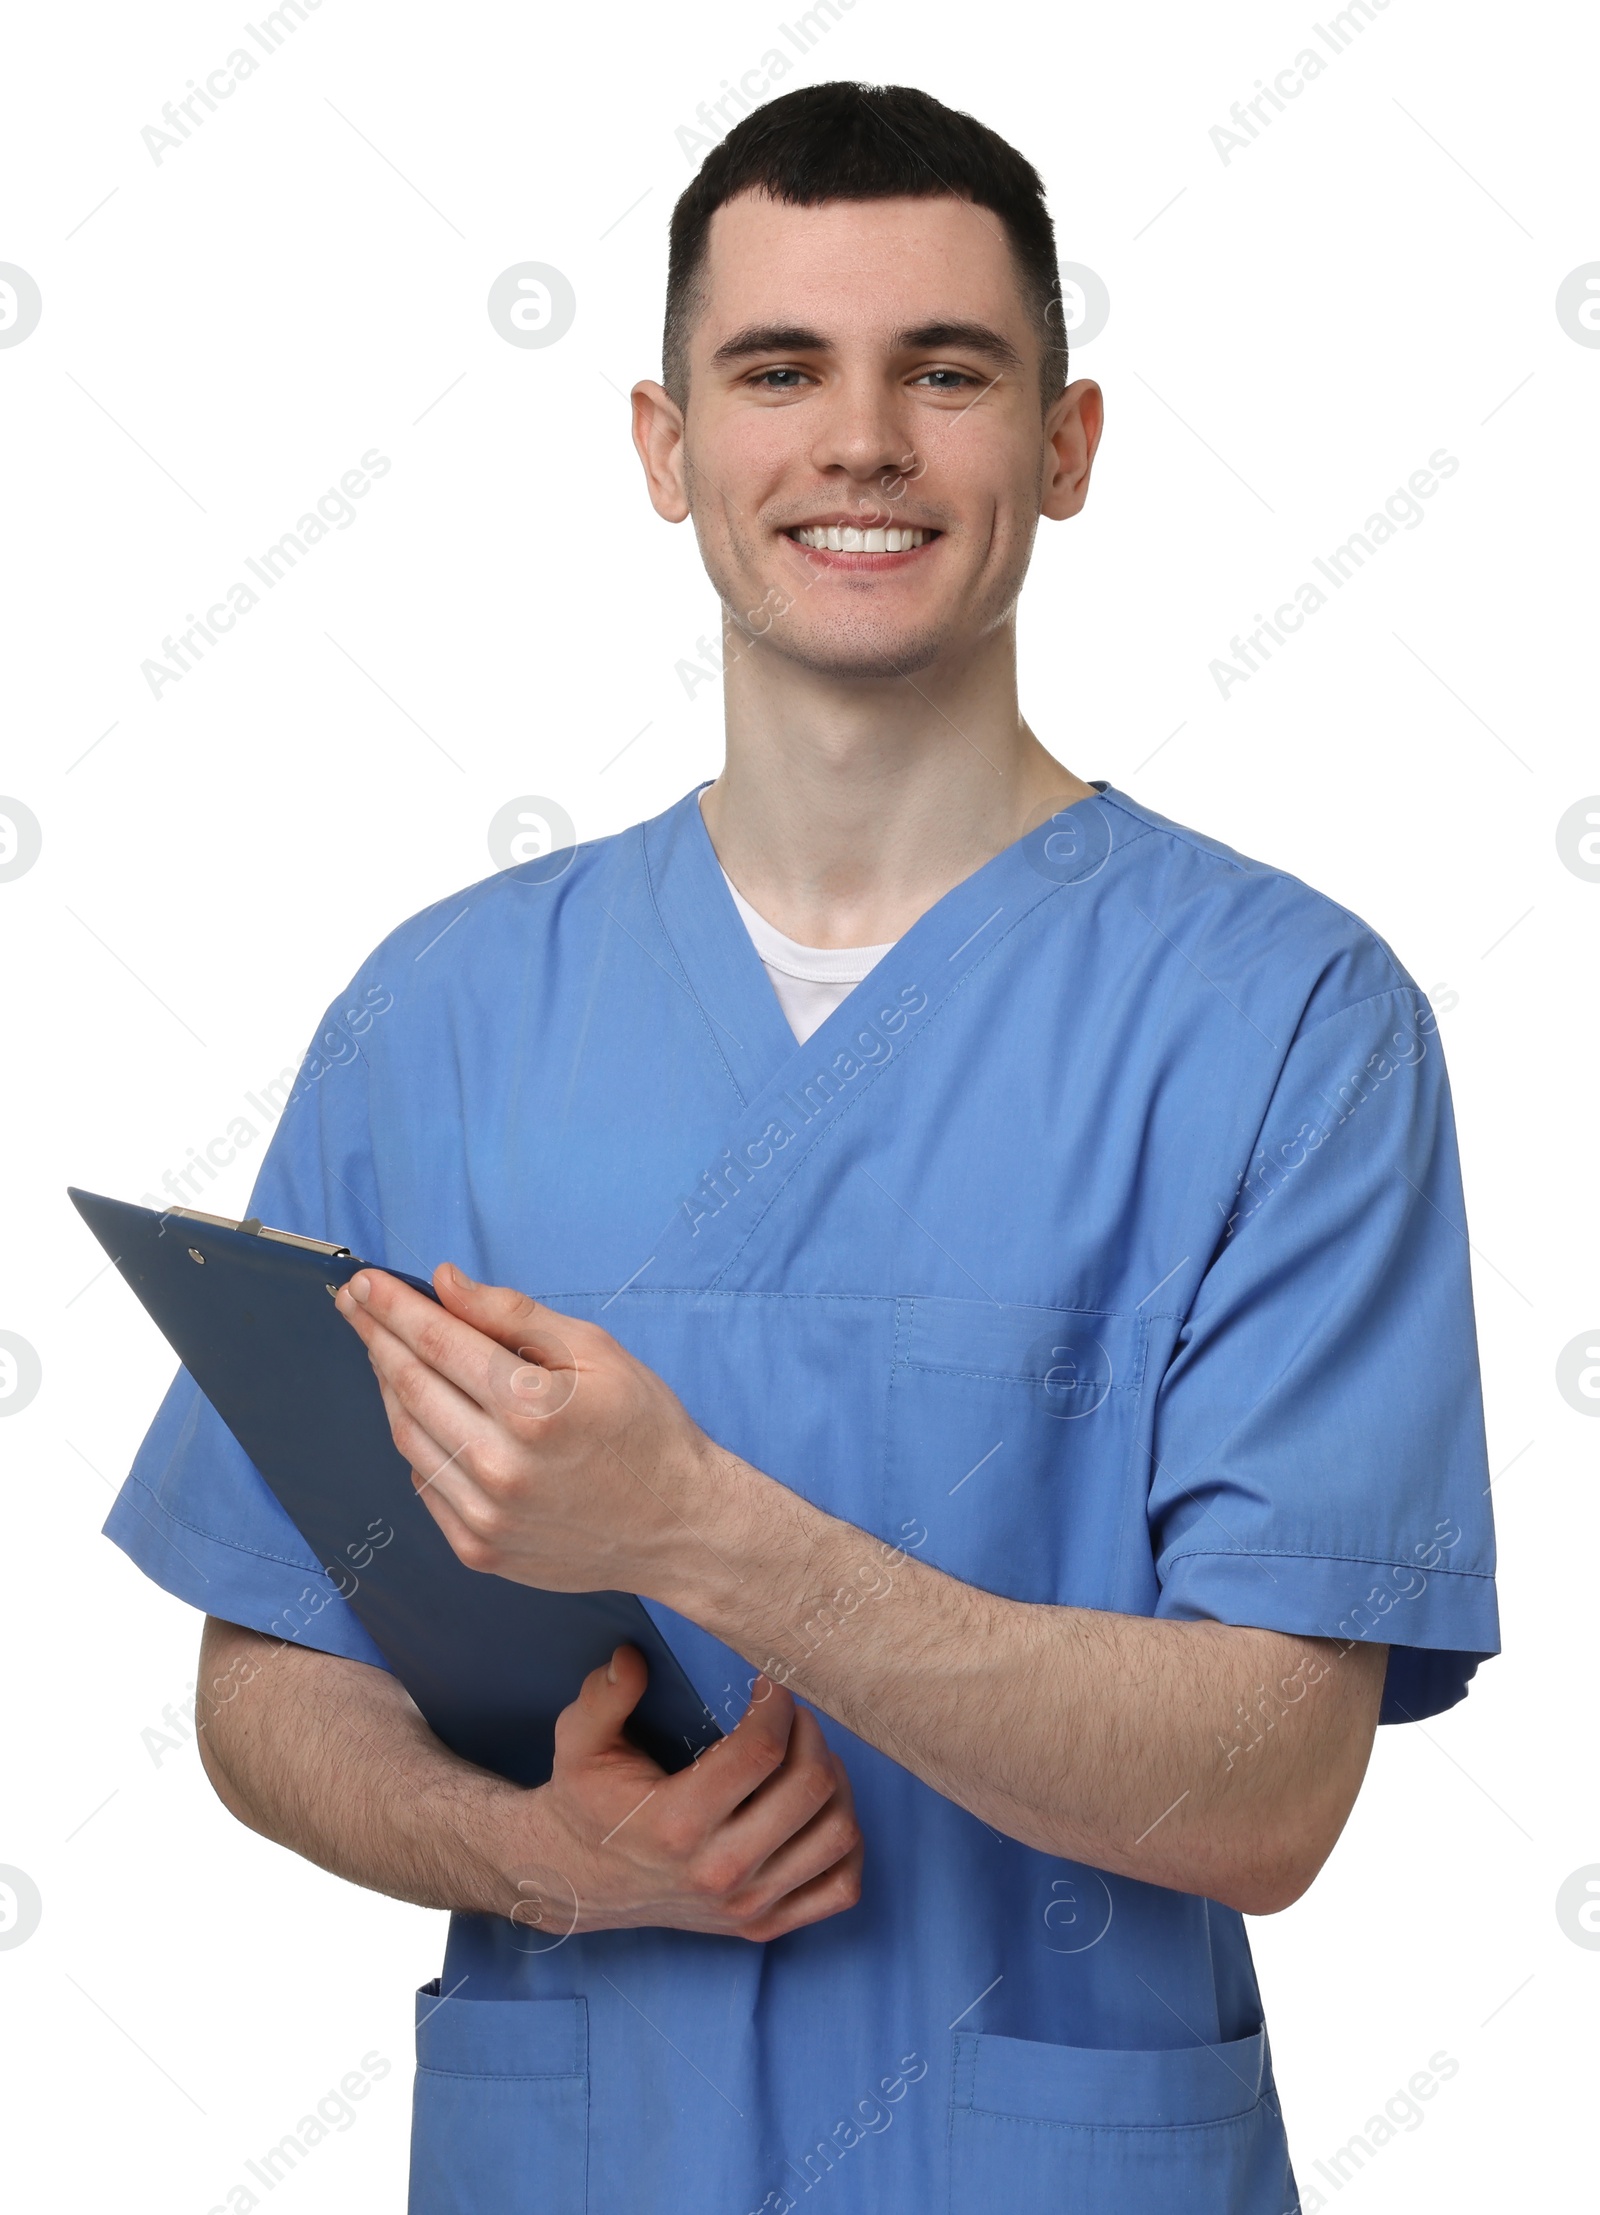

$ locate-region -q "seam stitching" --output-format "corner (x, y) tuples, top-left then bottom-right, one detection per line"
(1163, 1546), (1494, 1582)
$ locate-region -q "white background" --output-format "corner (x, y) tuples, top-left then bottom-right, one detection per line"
(2, 0), (1595, 2207)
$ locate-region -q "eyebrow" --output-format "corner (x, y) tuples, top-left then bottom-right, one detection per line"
(707, 319), (1025, 373)
(891, 321), (1025, 371)
(708, 324), (826, 368)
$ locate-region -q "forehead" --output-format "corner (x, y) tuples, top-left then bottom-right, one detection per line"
(695, 190), (1033, 346)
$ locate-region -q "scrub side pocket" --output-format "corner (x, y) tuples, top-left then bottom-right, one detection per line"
(408, 1985), (588, 2215)
(948, 2027), (1294, 2214)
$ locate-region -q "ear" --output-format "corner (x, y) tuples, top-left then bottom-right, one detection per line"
(631, 379), (691, 523)
(1040, 378), (1104, 523)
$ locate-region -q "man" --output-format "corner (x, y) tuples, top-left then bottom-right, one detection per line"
(108, 82), (1498, 2214)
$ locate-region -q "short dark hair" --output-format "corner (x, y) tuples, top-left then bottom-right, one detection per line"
(664, 82), (1067, 409)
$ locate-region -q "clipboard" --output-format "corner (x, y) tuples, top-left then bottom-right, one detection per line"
(70, 1188), (721, 1785)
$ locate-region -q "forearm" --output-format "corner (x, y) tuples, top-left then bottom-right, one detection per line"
(661, 1457), (1386, 1912)
(324, 1265), (1385, 1912)
(196, 1617), (527, 1917)
(196, 1616), (865, 1942)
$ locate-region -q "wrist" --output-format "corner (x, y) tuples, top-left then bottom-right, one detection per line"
(651, 1438), (825, 1650)
(449, 1775), (550, 1919)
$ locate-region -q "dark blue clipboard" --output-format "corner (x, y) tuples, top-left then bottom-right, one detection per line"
(70, 1188), (721, 1786)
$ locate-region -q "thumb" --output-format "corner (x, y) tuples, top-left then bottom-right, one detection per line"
(432, 1261), (519, 1332)
(555, 1644), (652, 1763)
(434, 1264), (570, 1355)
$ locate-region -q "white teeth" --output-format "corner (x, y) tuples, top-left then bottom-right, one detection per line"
(791, 525), (929, 552)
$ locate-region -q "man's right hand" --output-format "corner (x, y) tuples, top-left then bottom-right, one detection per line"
(195, 1617), (862, 1943)
(496, 1644), (864, 1942)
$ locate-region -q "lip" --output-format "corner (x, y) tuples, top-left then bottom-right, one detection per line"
(782, 513), (943, 533)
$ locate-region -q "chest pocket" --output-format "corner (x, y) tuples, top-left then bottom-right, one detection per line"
(885, 1296), (1150, 1610)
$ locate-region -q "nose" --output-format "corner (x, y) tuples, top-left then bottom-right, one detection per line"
(805, 368), (913, 496)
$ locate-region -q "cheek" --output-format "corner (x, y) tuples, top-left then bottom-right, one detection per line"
(951, 486), (1038, 588)
(694, 415), (801, 525)
(920, 469), (1036, 583)
(917, 403), (1028, 491)
(686, 502), (766, 611)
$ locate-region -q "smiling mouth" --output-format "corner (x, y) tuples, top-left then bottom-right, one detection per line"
(784, 524), (941, 554)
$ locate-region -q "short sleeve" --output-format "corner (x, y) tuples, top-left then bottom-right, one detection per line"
(1149, 986), (1499, 1721)
(102, 974), (398, 1669)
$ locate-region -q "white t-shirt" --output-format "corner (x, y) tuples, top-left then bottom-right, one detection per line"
(720, 867), (897, 1044)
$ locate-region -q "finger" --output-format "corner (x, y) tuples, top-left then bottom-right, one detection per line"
(661, 1677), (798, 1827)
(553, 1645), (660, 1766)
(365, 1333), (505, 1530)
(337, 1270), (535, 1424)
(435, 1264), (583, 1377)
(732, 1755), (861, 1910)
(714, 1704), (850, 1869)
(739, 1833), (865, 1941)
(393, 1426), (513, 1570)
(372, 1367), (465, 1503)
(371, 1370), (521, 1572)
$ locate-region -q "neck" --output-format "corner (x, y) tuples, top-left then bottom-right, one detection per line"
(699, 614), (1093, 947)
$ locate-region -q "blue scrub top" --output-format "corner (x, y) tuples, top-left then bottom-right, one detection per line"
(107, 784), (1499, 2214)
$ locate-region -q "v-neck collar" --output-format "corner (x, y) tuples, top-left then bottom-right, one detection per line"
(639, 783), (800, 1108)
(643, 777), (1149, 1117)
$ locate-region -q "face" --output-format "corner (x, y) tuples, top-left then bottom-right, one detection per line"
(633, 191), (1101, 682)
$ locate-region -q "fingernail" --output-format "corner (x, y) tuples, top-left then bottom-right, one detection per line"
(347, 1273), (371, 1304)
(444, 1262), (473, 1288)
(606, 1651), (618, 1683)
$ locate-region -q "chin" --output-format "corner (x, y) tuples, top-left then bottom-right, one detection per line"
(766, 617), (956, 683)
